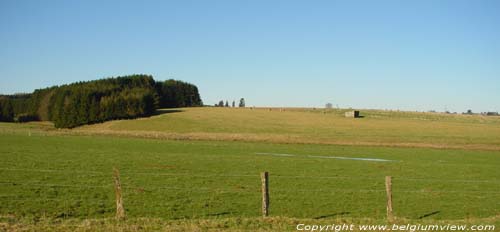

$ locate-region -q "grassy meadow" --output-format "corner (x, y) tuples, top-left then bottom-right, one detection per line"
(0, 107), (499, 230)
(77, 107), (500, 150)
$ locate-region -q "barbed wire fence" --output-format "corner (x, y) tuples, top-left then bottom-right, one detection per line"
(0, 167), (499, 221)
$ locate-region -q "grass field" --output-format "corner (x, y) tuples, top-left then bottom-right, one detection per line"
(0, 107), (499, 230)
(76, 107), (500, 151)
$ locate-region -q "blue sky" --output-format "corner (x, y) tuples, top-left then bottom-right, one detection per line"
(1, 0), (499, 112)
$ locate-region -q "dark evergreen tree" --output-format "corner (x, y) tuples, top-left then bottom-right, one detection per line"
(1, 75), (203, 128)
(156, 79), (202, 108)
(239, 98), (245, 107)
(0, 98), (14, 122)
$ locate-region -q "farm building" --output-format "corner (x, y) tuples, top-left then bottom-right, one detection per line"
(345, 110), (360, 118)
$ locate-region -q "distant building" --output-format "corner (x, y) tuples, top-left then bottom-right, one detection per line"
(345, 110), (360, 118)
(486, 112), (499, 116)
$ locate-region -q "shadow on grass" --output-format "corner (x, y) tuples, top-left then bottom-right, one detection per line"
(153, 109), (183, 116)
(418, 211), (440, 219)
(206, 212), (232, 217)
(313, 212), (350, 219)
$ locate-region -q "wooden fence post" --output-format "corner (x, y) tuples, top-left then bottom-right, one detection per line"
(385, 176), (393, 221)
(261, 172), (269, 217)
(113, 167), (125, 219)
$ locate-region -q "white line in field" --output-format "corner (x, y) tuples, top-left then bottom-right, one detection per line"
(254, 152), (296, 157)
(254, 152), (394, 162)
(307, 155), (393, 162)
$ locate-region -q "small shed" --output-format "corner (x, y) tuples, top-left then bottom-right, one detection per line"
(345, 110), (360, 118)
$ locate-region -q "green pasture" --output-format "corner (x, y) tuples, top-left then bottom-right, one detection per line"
(1, 131), (498, 222)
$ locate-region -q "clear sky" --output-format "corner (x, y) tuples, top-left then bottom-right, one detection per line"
(1, 0), (499, 112)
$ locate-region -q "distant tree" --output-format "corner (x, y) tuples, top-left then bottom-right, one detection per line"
(218, 100), (224, 107)
(0, 98), (14, 122)
(232, 101), (235, 107)
(225, 101), (229, 107)
(0, 75), (202, 128)
(239, 98), (245, 107)
(325, 103), (333, 109)
(156, 79), (202, 108)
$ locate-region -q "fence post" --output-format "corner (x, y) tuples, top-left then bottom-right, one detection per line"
(261, 171), (269, 217)
(385, 176), (393, 221)
(113, 167), (125, 219)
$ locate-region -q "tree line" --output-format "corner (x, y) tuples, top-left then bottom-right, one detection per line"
(0, 75), (202, 128)
(215, 98), (245, 107)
